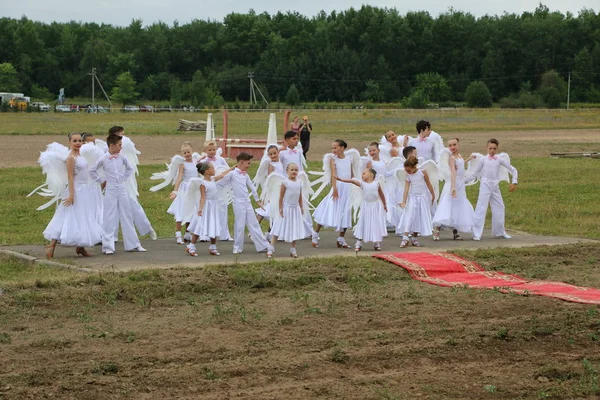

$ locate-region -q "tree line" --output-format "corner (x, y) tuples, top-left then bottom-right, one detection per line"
(0, 4), (599, 108)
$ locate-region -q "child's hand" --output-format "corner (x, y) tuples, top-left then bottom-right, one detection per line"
(101, 182), (106, 191)
(332, 190), (339, 200)
(451, 188), (457, 198)
(279, 208), (284, 217)
(300, 208), (304, 215)
(384, 206), (388, 213)
(63, 196), (74, 206)
(257, 200), (265, 210)
(431, 196), (435, 205)
(334, 175), (340, 181)
(466, 155), (475, 161)
(197, 210), (203, 217)
(169, 191), (177, 200)
(509, 184), (517, 192)
(399, 202), (406, 209)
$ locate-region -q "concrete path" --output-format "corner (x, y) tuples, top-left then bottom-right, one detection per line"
(3, 229), (596, 273)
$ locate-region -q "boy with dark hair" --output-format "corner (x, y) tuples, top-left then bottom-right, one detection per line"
(219, 152), (270, 254)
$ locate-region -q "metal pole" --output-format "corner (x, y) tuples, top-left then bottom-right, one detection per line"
(567, 71), (571, 109)
(91, 68), (95, 107)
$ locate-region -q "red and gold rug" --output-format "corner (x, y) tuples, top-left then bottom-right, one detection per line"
(374, 252), (600, 305)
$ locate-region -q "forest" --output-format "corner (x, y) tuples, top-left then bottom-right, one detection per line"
(0, 4), (599, 108)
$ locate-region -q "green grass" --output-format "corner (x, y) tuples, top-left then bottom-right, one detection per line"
(1, 108), (599, 137)
(2, 156), (598, 246)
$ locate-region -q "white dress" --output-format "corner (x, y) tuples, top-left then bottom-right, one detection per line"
(256, 161), (285, 220)
(432, 157), (476, 232)
(353, 181), (388, 243)
(43, 156), (104, 247)
(397, 169), (433, 236)
(313, 155), (353, 232)
(167, 161), (198, 222)
(188, 178), (221, 239)
(270, 179), (311, 242)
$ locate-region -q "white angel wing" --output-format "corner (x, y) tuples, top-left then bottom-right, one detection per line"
(419, 160), (441, 187)
(438, 148), (452, 182)
(253, 159), (271, 193)
(28, 142), (70, 210)
(429, 131), (444, 162)
(262, 174), (285, 221)
(345, 148), (362, 180)
(192, 152), (202, 164)
(497, 152), (511, 183)
(121, 136), (140, 197)
(309, 153), (333, 200)
(149, 154), (185, 192)
(465, 152), (484, 186)
(298, 171), (314, 210)
(95, 139), (108, 154)
(181, 177), (203, 224)
(350, 183), (363, 223)
(385, 156), (405, 172)
(80, 142), (104, 175)
(360, 156), (370, 172)
(215, 165), (233, 205)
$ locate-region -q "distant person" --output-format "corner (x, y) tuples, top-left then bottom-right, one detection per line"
(289, 116), (301, 134)
(299, 116), (312, 159)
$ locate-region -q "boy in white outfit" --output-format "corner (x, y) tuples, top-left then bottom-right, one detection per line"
(219, 152), (270, 254)
(471, 138), (518, 241)
(90, 134), (146, 254)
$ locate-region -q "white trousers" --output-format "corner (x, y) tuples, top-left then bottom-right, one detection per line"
(473, 180), (506, 238)
(233, 199), (269, 253)
(112, 195), (153, 239)
(102, 184), (140, 252)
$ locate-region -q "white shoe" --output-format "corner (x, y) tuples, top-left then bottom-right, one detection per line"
(499, 233), (512, 239)
(128, 246), (147, 252)
(104, 250), (114, 255)
(149, 229), (158, 241)
(183, 232), (192, 242)
(472, 237), (481, 241)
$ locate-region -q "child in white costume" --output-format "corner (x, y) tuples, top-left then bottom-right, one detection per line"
(186, 162), (234, 256)
(33, 133), (103, 259)
(468, 138), (518, 240)
(219, 152), (270, 254)
(397, 156), (436, 248)
(432, 138), (476, 240)
(253, 144), (285, 231)
(149, 141), (201, 244)
(267, 163), (312, 258)
(90, 134), (146, 254)
(108, 126), (157, 241)
(311, 139), (361, 249)
(335, 168), (388, 252)
(198, 140), (233, 241)
(379, 130), (405, 163)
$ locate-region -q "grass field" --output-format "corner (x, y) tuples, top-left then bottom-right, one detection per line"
(2, 156), (599, 246)
(1, 244), (600, 398)
(1, 108), (600, 137)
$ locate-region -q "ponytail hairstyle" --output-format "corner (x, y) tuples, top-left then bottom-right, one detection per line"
(404, 155), (419, 168)
(368, 168), (377, 178)
(197, 162), (211, 175)
(334, 139), (348, 149)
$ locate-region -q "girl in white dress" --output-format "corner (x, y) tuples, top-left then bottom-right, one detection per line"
(313, 140), (356, 249)
(254, 144), (285, 233)
(335, 168), (388, 251)
(186, 162), (230, 256)
(268, 163), (311, 258)
(397, 156), (436, 248)
(167, 141), (198, 244)
(379, 130), (404, 163)
(432, 138), (476, 240)
(42, 133), (103, 258)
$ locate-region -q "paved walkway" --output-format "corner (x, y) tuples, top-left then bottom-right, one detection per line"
(3, 229), (596, 272)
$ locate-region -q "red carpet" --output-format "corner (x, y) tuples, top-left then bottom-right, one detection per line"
(374, 252), (600, 305)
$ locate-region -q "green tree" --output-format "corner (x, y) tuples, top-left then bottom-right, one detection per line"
(361, 80), (384, 102)
(538, 70), (566, 108)
(189, 70), (207, 106)
(285, 84), (300, 106)
(465, 81), (493, 108)
(571, 48), (594, 101)
(414, 72), (451, 103)
(0, 63), (21, 92)
(111, 72), (139, 106)
(402, 89), (429, 109)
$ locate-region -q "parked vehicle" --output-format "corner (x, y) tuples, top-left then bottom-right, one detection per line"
(56, 105), (71, 112)
(123, 105), (139, 112)
(31, 102), (50, 111)
(139, 105), (154, 112)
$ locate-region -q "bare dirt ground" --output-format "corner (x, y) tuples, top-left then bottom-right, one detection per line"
(3, 129), (600, 168)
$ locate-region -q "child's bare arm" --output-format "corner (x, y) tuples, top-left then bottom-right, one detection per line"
(423, 171), (435, 203)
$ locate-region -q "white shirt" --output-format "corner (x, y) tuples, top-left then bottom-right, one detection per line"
(220, 167), (259, 201)
(473, 155), (518, 184)
(90, 153), (134, 185)
(279, 147), (304, 172)
(203, 155), (229, 169)
(407, 136), (436, 162)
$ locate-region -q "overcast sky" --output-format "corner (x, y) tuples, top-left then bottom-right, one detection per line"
(4, 0), (597, 26)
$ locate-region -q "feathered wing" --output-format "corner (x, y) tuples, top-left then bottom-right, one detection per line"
(419, 160), (440, 185)
(149, 154), (185, 192)
(497, 152), (511, 183)
(191, 152), (202, 164)
(121, 136), (140, 197)
(345, 148), (362, 180)
(28, 142), (70, 210)
(262, 174), (285, 221)
(438, 148), (452, 182)
(309, 153), (333, 200)
(385, 156), (405, 173)
(181, 177), (203, 224)
(430, 131), (445, 162)
(215, 165), (233, 205)
(360, 156), (370, 172)
(465, 152), (484, 186)
(252, 159), (271, 193)
(95, 139), (108, 154)
(350, 183), (363, 223)
(298, 171), (314, 210)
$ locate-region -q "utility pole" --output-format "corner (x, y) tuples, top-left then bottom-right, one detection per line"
(247, 71), (269, 107)
(567, 71), (571, 109)
(88, 67), (96, 107)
